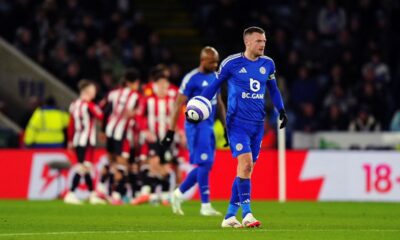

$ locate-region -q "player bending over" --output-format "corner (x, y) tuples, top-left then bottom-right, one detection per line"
(186, 27), (288, 228)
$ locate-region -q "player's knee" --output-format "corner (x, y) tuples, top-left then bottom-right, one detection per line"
(83, 161), (93, 172)
(240, 161), (253, 176)
(77, 163), (86, 175)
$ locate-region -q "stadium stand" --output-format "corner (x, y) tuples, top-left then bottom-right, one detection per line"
(0, 0), (400, 148)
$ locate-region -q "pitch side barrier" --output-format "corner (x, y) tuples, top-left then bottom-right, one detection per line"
(1, 149), (399, 201)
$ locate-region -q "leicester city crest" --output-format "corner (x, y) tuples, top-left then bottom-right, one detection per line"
(259, 66), (266, 74)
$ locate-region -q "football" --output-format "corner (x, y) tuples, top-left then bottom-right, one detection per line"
(186, 96), (212, 122)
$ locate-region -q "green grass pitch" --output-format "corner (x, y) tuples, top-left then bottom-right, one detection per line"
(0, 200), (399, 240)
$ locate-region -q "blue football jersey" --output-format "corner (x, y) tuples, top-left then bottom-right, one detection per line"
(203, 53), (276, 124)
(179, 68), (218, 126)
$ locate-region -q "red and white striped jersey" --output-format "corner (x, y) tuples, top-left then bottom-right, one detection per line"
(68, 99), (103, 147)
(138, 85), (179, 140)
(105, 87), (140, 141)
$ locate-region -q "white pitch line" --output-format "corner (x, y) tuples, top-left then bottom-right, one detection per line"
(0, 229), (400, 237)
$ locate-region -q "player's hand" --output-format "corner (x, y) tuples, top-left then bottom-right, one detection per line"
(223, 128), (229, 147)
(279, 109), (288, 129)
(185, 111), (200, 123)
(161, 130), (175, 148)
(67, 141), (73, 150)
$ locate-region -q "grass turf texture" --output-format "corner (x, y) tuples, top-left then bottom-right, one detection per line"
(0, 201), (399, 240)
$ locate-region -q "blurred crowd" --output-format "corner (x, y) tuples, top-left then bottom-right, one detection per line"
(1, 0), (400, 133)
(187, 0), (400, 132)
(0, 0), (182, 97)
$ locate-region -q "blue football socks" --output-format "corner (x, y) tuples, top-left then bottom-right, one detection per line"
(225, 177), (240, 219)
(179, 163), (212, 204)
(237, 177), (252, 218)
(179, 167), (198, 193)
(197, 163), (212, 203)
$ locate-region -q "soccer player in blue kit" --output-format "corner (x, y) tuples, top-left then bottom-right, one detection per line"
(162, 46), (228, 216)
(186, 27), (288, 228)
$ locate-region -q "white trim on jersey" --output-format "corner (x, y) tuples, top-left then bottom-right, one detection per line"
(78, 103), (90, 146)
(105, 89), (121, 137)
(220, 53), (241, 68)
(72, 101), (82, 146)
(260, 55), (273, 61)
(147, 97), (156, 135)
(158, 99), (167, 139)
(179, 68), (199, 95)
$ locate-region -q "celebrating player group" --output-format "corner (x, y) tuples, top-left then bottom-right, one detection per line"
(65, 26), (287, 228)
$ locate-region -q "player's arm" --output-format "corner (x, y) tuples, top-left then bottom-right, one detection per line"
(101, 99), (112, 132)
(170, 93), (188, 131)
(201, 68), (229, 100)
(88, 102), (104, 120)
(265, 65), (288, 129)
(161, 93), (187, 147)
(186, 63), (230, 123)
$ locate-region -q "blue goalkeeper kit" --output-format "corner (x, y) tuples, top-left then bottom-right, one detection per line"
(178, 68), (219, 203)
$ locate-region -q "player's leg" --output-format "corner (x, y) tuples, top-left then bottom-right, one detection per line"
(132, 153), (159, 205)
(131, 167), (153, 205)
(197, 133), (221, 216)
(174, 130), (199, 195)
(222, 152), (254, 227)
(97, 137), (116, 197)
(197, 161), (221, 216)
(221, 176), (241, 227)
(64, 146), (86, 204)
(83, 147), (106, 205)
(157, 145), (173, 206)
(171, 163), (198, 214)
(112, 158), (128, 204)
(236, 152), (261, 227)
(159, 162), (172, 206)
(222, 121), (253, 227)
(240, 124), (264, 227)
(111, 139), (130, 204)
(172, 127), (220, 215)
(128, 155), (140, 198)
(83, 147), (94, 193)
(171, 127), (196, 214)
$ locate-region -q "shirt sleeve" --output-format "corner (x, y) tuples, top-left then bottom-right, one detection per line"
(267, 59), (276, 81)
(201, 63), (230, 100)
(88, 102), (104, 120)
(266, 59), (285, 111)
(179, 73), (195, 97)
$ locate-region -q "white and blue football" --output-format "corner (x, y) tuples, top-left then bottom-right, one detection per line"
(186, 96), (212, 122)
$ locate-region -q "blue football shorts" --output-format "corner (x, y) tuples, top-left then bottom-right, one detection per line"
(185, 123), (215, 165)
(227, 119), (264, 162)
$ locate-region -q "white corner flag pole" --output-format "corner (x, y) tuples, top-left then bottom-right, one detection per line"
(277, 116), (286, 202)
